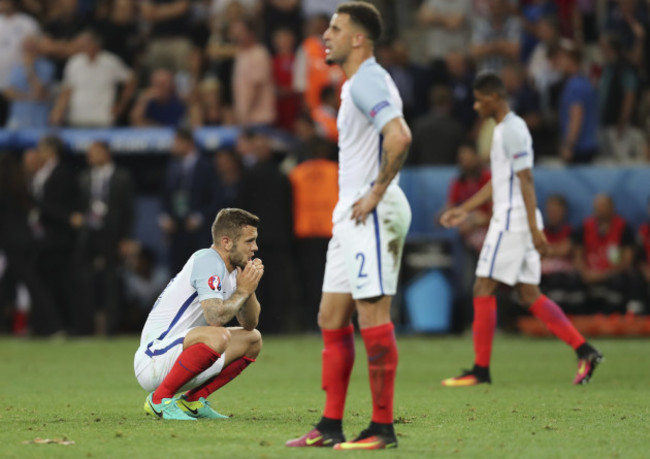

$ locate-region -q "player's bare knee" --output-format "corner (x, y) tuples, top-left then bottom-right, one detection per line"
(246, 329), (262, 358)
(205, 328), (230, 353)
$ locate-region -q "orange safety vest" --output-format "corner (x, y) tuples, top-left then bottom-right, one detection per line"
(289, 158), (338, 238)
(311, 105), (338, 143)
(302, 36), (344, 112)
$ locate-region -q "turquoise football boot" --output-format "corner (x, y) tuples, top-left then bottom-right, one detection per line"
(177, 395), (229, 419)
(144, 393), (196, 421)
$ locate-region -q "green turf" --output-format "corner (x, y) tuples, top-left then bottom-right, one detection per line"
(0, 334), (648, 458)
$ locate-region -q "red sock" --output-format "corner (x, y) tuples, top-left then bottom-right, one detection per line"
(529, 295), (586, 349)
(473, 296), (497, 368)
(152, 343), (220, 403)
(360, 322), (398, 425)
(321, 324), (355, 420)
(184, 356), (255, 401)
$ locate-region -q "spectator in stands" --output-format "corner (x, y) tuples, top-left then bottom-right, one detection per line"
(4, 35), (55, 129)
(638, 198), (650, 309)
(541, 194), (583, 312)
(518, 0), (557, 62)
(122, 245), (169, 330)
(605, 0), (647, 70)
(556, 39), (598, 164)
(204, 1), (245, 116)
(470, 0), (521, 73)
(188, 77), (227, 127)
(445, 141), (491, 253)
(311, 85), (339, 143)
(31, 135), (81, 335)
(272, 27), (301, 132)
(417, 0), (471, 71)
(501, 63), (543, 136)
(230, 18), (276, 126)
(409, 85), (464, 165)
(261, 0), (303, 53)
(445, 51), (477, 134)
(213, 147), (243, 208)
(39, 0), (86, 79)
(0, 153), (54, 337)
(527, 15), (561, 116)
(377, 40), (432, 122)
(235, 132), (296, 332)
(50, 29), (136, 127)
(73, 141), (135, 335)
(293, 14), (344, 112)
(0, 0), (40, 125)
(159, 128), (221, 273)
(130, 68), (186, 127)
(598, 33), (645, 163)
(291, 111), (336, 165)
(289, 138), (338, 330)
(17, 0), (49, 21)
(573, 194), (636, 313)
(141, 0), (193, 75)
(95, 0), (142, 70)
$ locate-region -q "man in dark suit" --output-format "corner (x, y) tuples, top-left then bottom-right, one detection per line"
(74, 141), (135, 335)
(159, 128), (221, 273)
(235, 132), (296, 332)
(31, 135), (80, 335)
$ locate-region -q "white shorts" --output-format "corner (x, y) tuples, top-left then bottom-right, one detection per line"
(134, 327), (226, 393)
(475, 222), (541, 286)
(323, 185), (412, 299)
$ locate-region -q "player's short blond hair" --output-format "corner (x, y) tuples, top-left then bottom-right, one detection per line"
(211, 208), (260, 244)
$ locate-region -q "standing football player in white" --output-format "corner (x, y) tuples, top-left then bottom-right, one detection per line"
(439, 72), (602, 387)
(286, 1), (412, 451)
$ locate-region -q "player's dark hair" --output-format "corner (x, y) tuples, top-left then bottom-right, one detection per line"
(337, 1), (383, 42)
(39, 135), (65, 157)
(212, 208), (260, 243)
(473, 71), (507, 98)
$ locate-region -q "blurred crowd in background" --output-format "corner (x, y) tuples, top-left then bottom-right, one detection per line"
(0, 0), (650, 336)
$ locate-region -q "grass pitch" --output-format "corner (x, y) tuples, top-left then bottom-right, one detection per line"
(1, 334), (648, 458)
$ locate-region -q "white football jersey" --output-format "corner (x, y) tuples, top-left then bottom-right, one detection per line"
(489, 112), (542, 232)
(333, 57), (404, 222)
(138, 248), (238, 354)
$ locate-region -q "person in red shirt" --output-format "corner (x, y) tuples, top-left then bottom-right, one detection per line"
(446, 142), (491, 253)
(271, 28), (301, 132)
(636, 198), (650, 313)
(541, 194), (584, 312)
(573, 193), (636, 313)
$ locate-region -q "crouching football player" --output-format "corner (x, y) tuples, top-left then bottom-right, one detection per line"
(134, 208), (263, 420)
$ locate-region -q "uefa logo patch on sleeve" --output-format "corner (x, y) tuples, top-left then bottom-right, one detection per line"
(369, 100), (389, 118)
(208, 275), (222, 291)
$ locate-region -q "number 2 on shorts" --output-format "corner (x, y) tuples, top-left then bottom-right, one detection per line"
(356, 252), (368, 278)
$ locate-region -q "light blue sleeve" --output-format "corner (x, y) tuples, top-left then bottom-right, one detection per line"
(190, 251), (227, 302)
(502, 120), (534, 172)
(350, 67), (402, 132)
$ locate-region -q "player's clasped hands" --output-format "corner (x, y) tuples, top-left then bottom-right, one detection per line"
(237, 259), (264, 295)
